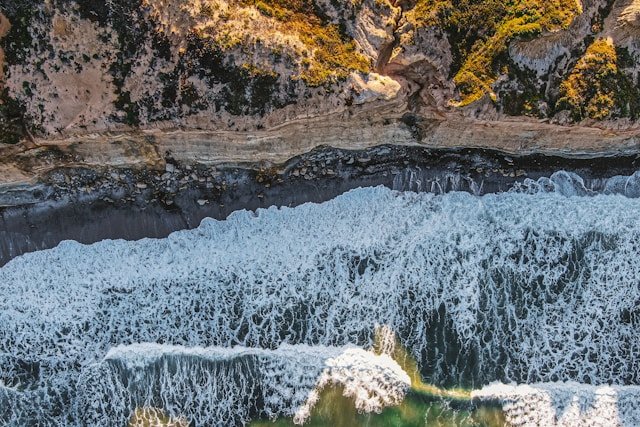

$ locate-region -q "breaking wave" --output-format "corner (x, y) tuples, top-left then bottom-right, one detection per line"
(2, 173), (640, 425)
(393, 168), (640, 198)
(473, 382), (640, 427)
(77, 344), (409, 426)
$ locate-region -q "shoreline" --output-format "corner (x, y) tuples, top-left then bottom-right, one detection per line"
(2, 144), (640, 267)
(1, 110), (639, 188)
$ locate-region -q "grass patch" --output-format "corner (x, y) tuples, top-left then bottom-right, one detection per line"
(211, 0), (370, 86)
(408, 0), (582, 106)
(557, 38), (640, 120)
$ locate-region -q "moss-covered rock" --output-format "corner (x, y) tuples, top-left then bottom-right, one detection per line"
(407, 0), (581, 106)
(556, 38), (640, 121)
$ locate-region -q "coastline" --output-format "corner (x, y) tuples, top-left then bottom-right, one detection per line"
(2, 135), (640, 266)
(1, 111), (640, 265)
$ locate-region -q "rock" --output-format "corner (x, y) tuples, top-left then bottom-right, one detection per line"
(165, 164), (176, 173)
(196, 199), (207, 206)
(350, 73), (401, 105)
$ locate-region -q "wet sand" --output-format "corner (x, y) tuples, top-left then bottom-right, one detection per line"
(1, 145), (639, 266)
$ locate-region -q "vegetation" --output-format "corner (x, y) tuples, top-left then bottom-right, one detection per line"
(557, 38), (640, 120)
(0, 1), (36, 144)
(408, 0), (582, 106)
(217, 0), (370, 86)
(0, 89), (27, 144)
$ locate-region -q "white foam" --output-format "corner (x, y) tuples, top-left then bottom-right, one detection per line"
(512, 170), (640, 197)
(77, 343), (409, 426)
(473, 382), (640, 426)
(1, 185), (640, 424)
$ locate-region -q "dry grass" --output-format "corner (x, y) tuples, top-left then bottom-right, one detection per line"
(241, 0), (370, 85)
(203, 0), (371, 86)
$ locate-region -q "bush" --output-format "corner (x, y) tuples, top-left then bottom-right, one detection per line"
(239, 0), (370, 86)
(556, 38), (639, 121)
(408, 0), (581, 106)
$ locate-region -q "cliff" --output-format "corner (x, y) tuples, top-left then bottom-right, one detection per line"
(1, 0), (640, 191)
(2, 0), (640, 136)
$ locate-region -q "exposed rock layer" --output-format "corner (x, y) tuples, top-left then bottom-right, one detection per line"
(1, 0), (640, 146)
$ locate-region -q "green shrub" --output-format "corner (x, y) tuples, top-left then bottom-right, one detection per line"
(557, 38), (639, 120)
(408, 0), (581, 106)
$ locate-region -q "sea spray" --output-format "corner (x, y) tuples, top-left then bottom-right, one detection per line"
(472, 382), (640, 426)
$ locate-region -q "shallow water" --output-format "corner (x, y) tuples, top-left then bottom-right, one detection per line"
(1, 173), (640, 425)
(250, 388), (506, 427)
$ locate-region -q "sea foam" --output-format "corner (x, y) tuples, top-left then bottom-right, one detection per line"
(76, 343), (409, 426)
(473, 382), (640, 426)
(1, 183), (640, 424)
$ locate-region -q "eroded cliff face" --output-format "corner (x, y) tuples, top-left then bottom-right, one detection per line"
(0, 0), (402, 142)
(0, 0), (639, 156)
